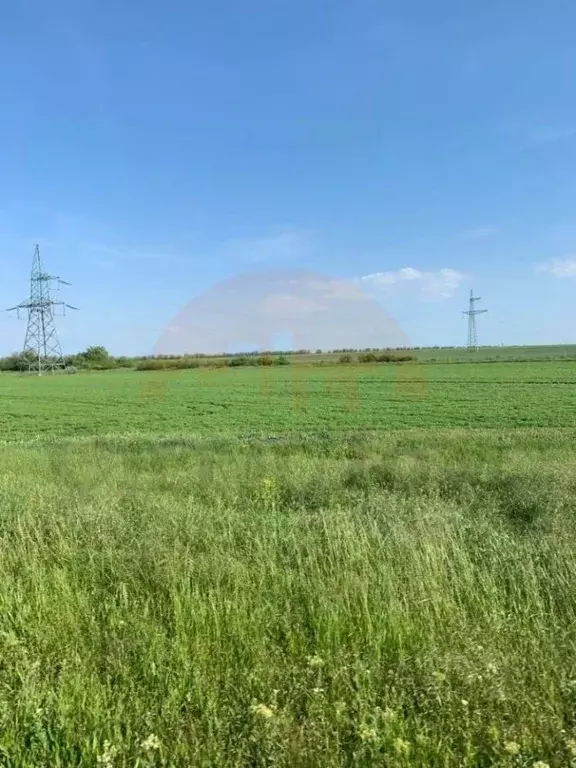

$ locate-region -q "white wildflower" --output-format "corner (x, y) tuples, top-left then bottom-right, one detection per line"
(504, 741), (521, 755)
(358, 725), (377, 743)
(141, 733), (161, 752)
(97, 741), (118, 768)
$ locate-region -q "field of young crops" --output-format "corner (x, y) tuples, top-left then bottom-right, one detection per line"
(412, 343), (576, 363)
(1, 360), (576, 441)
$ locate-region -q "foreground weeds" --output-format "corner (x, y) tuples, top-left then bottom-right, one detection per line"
(0, 430), (575, 766)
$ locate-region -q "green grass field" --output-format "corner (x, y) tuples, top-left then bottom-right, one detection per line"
(1, 362), (576, 766)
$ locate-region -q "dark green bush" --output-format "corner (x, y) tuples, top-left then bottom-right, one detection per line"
(228, 357), (246, 367)
(358, 351), (416, 364)
(136, 359), (167, 371)
(136, 358), (200, 371)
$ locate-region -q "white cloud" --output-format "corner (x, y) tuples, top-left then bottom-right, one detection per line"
(300, 279), (370, 302)
(538, 257), (576, 277)
(359, 267), (466, 298)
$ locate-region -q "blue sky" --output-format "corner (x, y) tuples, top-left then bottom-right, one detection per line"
(0, 0), (575, 354)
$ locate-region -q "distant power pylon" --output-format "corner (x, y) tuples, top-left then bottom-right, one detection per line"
(462, 289), (487, 351)
(5, 245), (78, 375)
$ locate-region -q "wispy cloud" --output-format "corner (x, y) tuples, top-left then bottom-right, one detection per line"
(454, 226), (498, 242)
(300, 278), (369, 302)
(496, 118), (576, 151)
(87, 243), (175, 263)
(221, 231), (314, 264)
(261, 278), (370, 317)
(261, 294), (324, 316)
(359, 267), (467, 299)
(538, 256), (576, 277)
(522, 127), (576, 150)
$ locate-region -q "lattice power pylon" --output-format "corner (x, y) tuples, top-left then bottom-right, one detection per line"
(5, 245), (77, 375)
(462, 289), (487, 351)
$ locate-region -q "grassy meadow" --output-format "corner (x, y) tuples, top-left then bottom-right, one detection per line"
(0, 361), (575, 766)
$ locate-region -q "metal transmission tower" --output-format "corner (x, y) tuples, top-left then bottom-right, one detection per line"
(5, 245), (78, 375)
(462, 289), (487, 351)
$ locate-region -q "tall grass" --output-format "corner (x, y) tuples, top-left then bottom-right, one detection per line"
(0, 430), (575, 766)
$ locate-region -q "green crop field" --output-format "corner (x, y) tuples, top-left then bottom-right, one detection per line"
(412, 343), (576, 363)
(276, 344), (576, 365)
(1, 360), (576, 441)
(1, 361), (576, 766)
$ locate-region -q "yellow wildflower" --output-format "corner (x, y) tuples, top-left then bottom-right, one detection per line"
(251, 703), (275, 719)
(394, 738), (411, 756)
(358, 725), (377, 743)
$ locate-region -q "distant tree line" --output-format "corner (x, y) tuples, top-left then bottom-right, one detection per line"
(0, 345), (420, 373)
(0, 347), (293, 372)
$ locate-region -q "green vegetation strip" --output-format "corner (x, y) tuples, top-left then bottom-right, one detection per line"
(0, 362), (576, 441)
(0, 430), (575, 765)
